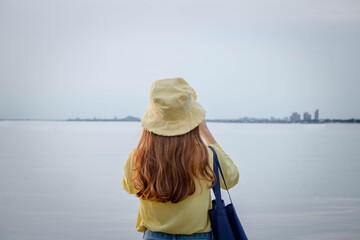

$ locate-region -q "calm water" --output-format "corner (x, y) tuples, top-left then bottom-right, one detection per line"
(0, 121), (359, 240)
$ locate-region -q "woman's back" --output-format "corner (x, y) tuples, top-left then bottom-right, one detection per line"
(123, 142), (239, 234)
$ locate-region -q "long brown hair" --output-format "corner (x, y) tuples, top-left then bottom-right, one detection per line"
(132, 126), (216, 203)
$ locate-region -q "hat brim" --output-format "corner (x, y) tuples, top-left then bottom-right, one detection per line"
(141, 100), (206, 136)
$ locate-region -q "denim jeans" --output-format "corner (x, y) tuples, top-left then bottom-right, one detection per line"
(143, 228), (214, 240)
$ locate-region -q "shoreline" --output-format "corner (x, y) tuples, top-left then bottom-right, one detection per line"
(1, 119), (359, 124)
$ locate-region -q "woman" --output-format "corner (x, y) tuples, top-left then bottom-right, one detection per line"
(122, 78), (239, 239)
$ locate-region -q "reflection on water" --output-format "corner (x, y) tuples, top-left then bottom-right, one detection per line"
(0, 121), (359, 240)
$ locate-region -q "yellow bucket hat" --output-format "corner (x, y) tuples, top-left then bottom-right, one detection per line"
(141, 77), (206, 136)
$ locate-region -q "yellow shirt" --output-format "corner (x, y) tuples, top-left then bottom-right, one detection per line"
(122, 142), (239, 234)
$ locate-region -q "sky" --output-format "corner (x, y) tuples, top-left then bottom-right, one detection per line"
(0, 0), (359, 120)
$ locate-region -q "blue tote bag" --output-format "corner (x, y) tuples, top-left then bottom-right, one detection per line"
(208, 146), (248, 240)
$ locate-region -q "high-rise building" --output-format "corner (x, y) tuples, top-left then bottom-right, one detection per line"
(303, 112), (311, 121)
(315, 109), (319, 121)
(290, 112), (301, 122)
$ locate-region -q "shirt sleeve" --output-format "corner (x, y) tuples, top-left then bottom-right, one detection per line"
(209, 142), (239, 190)
(122, 149), (136, 194)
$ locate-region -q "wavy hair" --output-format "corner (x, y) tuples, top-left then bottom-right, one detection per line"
(132, 126), (216, 203)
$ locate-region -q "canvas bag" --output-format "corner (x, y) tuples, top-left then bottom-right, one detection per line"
(208, 146), (248, 240)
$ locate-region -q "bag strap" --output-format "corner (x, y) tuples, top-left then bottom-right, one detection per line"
(208, 146), (233, 206)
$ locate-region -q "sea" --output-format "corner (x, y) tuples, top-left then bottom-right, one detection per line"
(0, 121), (359, 240)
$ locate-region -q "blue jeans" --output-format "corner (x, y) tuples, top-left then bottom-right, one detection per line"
(143, 228), (214, 240)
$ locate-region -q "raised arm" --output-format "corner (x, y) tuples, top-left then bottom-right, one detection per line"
(199, 120), (216, 145)
(199, 120), (239, 189)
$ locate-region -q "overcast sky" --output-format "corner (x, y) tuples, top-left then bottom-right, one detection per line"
(0, 0), (359, 120)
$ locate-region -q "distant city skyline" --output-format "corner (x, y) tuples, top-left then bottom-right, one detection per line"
(2, 108), (359, 121)
(289, 109), (319, 122)
(4, 108), (360, 123)
(3, 109), (360, 121)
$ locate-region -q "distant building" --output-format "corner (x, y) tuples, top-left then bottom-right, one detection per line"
(314, 109), (319, 121)
(283, 116), (289, 121)
(290, 112), (301, 122)
(303, 112), (312, 121)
